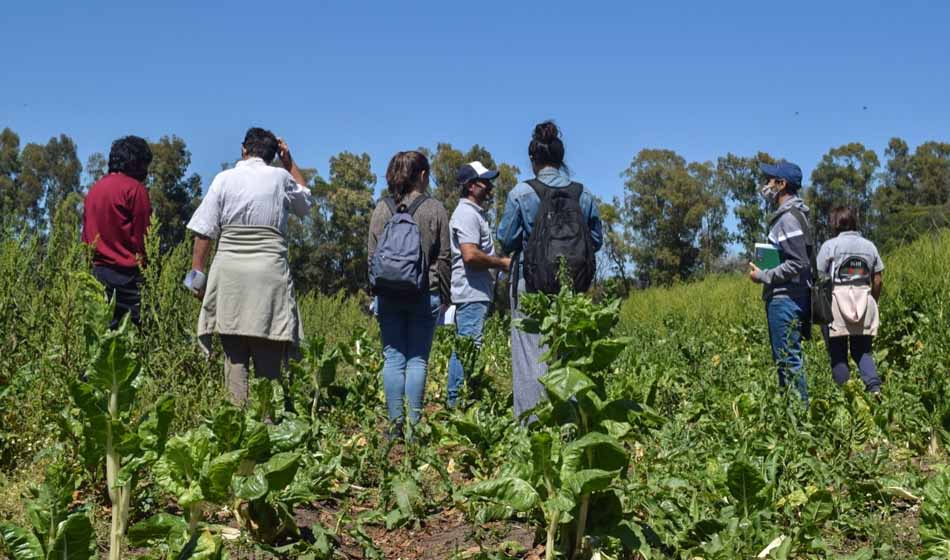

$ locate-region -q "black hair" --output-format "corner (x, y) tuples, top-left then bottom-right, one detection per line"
(243, 127), (279, 162)
(831, 207), (858, 235)
(528, 121), (567, 171)
(386, 151), (430, 203)
(108, 136), (152, 182)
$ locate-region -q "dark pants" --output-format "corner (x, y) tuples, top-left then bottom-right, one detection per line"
(92, 265), (143, 329)
(821, 326), (881, 392)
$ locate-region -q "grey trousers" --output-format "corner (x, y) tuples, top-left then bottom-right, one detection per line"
(220, 335), (287, 406)
(510, 279), (549, 421)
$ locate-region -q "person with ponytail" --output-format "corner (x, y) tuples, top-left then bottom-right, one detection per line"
(367, 150), (450, 438)
(497, 121), (603, 421)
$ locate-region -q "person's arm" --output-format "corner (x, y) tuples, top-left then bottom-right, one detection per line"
(497, 188), (523, 254)
(436, 206), (452, 303)
(871, 272), (883, 300)
(367, 202), (386, 270)
(583, 192), (604, 252)
(277, 137), (307, 188)
(460, 243), (510, 270)
(131, 183), (153, 266)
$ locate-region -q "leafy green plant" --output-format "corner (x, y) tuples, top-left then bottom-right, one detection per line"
(920, 468), (950, 559)
(67, 285), (175, 560)
(467, 277), (636, 559)
(0, 462), (94, 560)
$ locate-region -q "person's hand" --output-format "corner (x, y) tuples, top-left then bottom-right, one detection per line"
(500, 257), (512, 271)
(277, 137), (293, 168)
(748, 262), (763, 284)
(194, 287), (205, 301)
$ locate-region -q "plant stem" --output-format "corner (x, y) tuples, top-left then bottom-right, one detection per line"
(107, 379), (122, 560)
(545, 510), (561, 560)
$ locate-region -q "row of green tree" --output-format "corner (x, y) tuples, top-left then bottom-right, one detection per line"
(1, 127), (947, 292)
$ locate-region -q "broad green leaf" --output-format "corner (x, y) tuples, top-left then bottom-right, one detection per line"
(241, 421), (271, 462)
(233, 472), (268, 501)
(802, 489), (835, 526)
(262, 452), (301, 493)
(920, 469), (950, 559)
(539, 366), (595, 402)
(210, 404), (245, 452)
(0, 522), (43, 560)
(47, 513), (95, 560)
(391, 475), (422, 517)
(727, 460), (766, 512)
(466, 477), (540, 512)
(188, 529), (227, 560)
(561, 432), (627, 477)
(86, 334), (140, 412)
(268, 418), (309, 453)
(565, 468), (621, 495)
(201, 450), (245, 504)
(127, 513), (188, 547)
(530, 432), (555, 485)
(569, 337), (633, 372)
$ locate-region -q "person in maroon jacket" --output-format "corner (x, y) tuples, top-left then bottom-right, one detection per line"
(82, 136), (153, 328)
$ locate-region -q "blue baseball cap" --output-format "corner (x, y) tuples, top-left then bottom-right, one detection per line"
(759, 161), (803, 189)
(457, 161), (499, 186)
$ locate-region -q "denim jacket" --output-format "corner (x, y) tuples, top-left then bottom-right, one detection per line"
(497, 167), (603, 265)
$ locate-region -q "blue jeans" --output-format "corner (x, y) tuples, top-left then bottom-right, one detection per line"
(446, 301), (490, 408)
(766, 295), (809, 402)
(377, 292), (441, 427)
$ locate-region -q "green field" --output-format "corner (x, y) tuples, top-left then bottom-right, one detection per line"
(1, 227), (948, 559)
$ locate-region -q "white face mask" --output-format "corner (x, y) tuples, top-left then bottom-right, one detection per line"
(759, 181), (781, 203)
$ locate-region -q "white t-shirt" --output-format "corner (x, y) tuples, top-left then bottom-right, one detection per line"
(186, 157), (311, 239)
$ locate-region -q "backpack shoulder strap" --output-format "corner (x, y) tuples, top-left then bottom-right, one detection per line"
(565, 182), (584, 201)
(786, 207), (813, 247)
(405, 193), (430, 217)
(382, 197), (397, 215)
(525, 179), (547, 200)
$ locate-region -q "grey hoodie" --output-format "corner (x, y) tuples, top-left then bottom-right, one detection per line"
(755, 196), (812, 300)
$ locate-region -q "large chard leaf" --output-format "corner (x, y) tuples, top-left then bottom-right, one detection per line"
(46, 513), (94, 560)
(540, 366), (595, 402)
(920, 469), (950, 560)
(466, 477), (541, 512)
(85, 332), (140, 413)
(0, 523), (43, 560)
(560, 431), (627, 477)
(127, 513), (188, 547)
(727, 460), (767, 513)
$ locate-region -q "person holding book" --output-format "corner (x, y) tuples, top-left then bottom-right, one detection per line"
(816, 207), (884, 394)
(747, 161), (812, 402)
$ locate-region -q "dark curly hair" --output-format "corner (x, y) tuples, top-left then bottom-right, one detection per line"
(243, 127), (279, 162)
(528, 120), (567, 171)
(108, 136), (152, 182)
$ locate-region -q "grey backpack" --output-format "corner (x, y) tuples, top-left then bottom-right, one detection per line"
(369, 195), (430, 297)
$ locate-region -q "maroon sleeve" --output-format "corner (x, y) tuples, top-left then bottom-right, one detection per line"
(130, 183), (152, 265)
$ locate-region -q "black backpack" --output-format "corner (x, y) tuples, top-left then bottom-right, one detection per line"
(770, 207), (834, 326)
(522, 179), (596, 294)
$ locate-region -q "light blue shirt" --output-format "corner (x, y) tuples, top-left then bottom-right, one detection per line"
(496, 167), (603, 262)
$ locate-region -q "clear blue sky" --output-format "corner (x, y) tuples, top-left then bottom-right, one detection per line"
(2, 0), (948, 207)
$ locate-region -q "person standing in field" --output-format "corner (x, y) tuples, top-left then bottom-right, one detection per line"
(748, 161), (812, 402)
(497, 121), (603, 421)
(184, 127), (312, 406)
(368, 151), (450, 437)
(82, 136), (153, 329)
(446, 162), (511, 409)
(816, 207), (884, 394)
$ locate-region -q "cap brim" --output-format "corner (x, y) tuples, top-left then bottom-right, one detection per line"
(759, 163), (781, 177)
(478, 170), (499, 180)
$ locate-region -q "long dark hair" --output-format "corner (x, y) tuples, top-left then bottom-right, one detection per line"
(528, 120), (567, 173)
(386, 151), (429, 203)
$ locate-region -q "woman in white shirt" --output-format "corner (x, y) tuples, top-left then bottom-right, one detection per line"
(816, 207), (884, 394)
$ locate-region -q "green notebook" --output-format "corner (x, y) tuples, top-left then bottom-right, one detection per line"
(754, 243), (781, 270)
